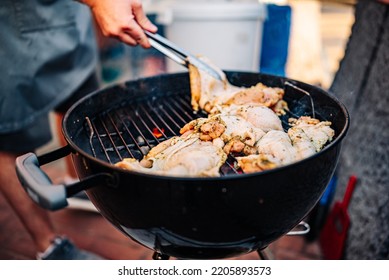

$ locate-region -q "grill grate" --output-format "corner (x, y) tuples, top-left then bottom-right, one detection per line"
(83, 83), (316, 176)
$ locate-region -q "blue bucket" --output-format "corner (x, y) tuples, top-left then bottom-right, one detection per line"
(260, 4), (292, 76)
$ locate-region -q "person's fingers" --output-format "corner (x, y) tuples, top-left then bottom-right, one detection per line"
(118, 31), (138, 46)
(132, 0), (158, 32)
(124, 17), (151, 48)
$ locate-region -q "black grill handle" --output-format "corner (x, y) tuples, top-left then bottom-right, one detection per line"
(15, 146), (115, 211)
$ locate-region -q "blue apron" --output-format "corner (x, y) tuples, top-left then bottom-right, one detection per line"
(0, 0), (97, 133)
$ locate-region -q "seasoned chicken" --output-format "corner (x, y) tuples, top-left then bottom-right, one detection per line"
(236, 154), (281, 173)
(188, 56), (286, 113)
(256, 130), (297, 164)
(115, 57), (336, 177)
(223, 82), (285, 109)
(236, 117), (335, 173)
(288, 116), (335, 160)
(115, 133), (227, 177)
(180, 113), (265, 154)
(188, 57), (240, 112)
(236, 131), (297, 173)
(212, 104), (284, 132)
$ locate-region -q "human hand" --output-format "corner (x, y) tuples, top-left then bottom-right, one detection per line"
(378, 0), (389, 4)
(81, 0), (158, 48)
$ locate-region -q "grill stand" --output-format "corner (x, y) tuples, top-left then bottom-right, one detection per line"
(152, 252), (170, 260)
(150, 222), (309, 260)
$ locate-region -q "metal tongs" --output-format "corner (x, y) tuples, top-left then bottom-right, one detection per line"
(145, 30), (224, 81)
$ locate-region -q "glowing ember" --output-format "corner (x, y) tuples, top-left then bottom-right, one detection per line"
(152, 127), (164, 138)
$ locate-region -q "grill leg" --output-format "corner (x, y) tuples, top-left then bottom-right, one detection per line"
(257, 250), (269, 260)
(152, 252), (170, 260)
(257, 247), (274, 260)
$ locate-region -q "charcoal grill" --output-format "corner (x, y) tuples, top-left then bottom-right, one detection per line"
(16, 72), (349, 259)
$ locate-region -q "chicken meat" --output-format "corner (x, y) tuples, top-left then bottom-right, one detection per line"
(115, 133), (227, 177)
(115, 57), (336, 177)
(236, 117), (335, 173)
(188, 56), (286, 113)
(212, 104), (284, 132)
(180, 113), (266, 154)
(288, 116), (335, 160)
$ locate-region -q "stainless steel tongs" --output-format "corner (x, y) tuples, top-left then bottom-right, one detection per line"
(144, 30), (224, 81)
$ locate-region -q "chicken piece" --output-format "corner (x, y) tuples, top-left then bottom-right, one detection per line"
(213, 104), (284, 132)
(236, 117), (335, 174)
(180, 113), (265, 154)
(256, 130), (297, 165)
(288, 116), (335, 160)
(271, 100), (289, 116)
(115, 158), (146, 170)
(236, 154), (281, 174)
(180, 115), (226, 141)
(224, 83), (285, 108)
(220, 114), (266, 147)
(188, 56), (286, 113)
(188, 57), (240, 112)
(236, 131), (297, 173)
(115, 133), (227, 177)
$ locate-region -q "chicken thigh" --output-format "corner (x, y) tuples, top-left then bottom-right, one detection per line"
(115, 133), (227, 177)
(288, 116), (335, 160)
(188, 56), (286, 113)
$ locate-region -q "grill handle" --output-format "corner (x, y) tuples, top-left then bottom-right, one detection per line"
(15, 146), (115, 211)
(286, 221), (310, 236)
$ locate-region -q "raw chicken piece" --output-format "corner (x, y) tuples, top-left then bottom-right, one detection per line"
(115, 133), (227, 177)
(288, 116), (335, 160)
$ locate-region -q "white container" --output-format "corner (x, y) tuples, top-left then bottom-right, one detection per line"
(156, 0), (266, 73)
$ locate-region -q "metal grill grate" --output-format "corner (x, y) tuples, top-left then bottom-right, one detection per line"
(83, 83), (316, 176)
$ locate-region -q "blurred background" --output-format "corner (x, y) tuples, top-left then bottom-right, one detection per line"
(95, 0), (355, 89)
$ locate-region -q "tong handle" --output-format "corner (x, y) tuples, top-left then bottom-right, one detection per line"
(145, 30), (224, 81)
(145, 30), (188, 60)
